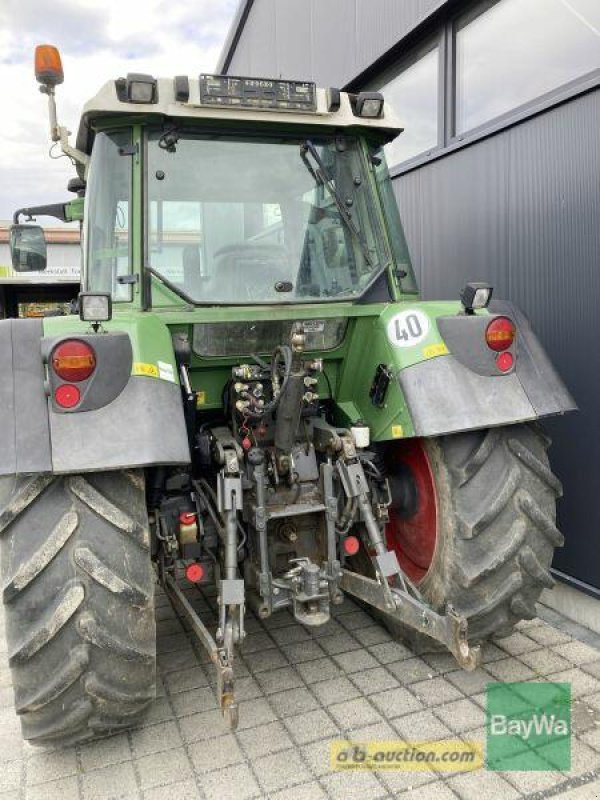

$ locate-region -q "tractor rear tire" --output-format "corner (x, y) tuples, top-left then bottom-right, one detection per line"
(355, 423), (564, 647)
(0, 470), (156, 746)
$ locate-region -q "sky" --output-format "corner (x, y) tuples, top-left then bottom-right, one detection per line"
(0, 0), (239, 222)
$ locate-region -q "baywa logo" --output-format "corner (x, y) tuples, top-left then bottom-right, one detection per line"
(487, 682), (571, 771)
(490, 712), (569, 738)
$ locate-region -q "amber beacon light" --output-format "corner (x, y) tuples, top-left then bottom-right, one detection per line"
(34, 44), (64, 87)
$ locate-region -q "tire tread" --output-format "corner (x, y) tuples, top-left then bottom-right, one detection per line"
(0, 471), (155, 746)
(368, 423), (563, 647)
(447, 423), (563, 641)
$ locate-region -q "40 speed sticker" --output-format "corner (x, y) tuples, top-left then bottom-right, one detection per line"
(386, 309), (430, 348)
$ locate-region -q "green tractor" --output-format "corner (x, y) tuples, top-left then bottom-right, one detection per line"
(0, 45), (575, 746)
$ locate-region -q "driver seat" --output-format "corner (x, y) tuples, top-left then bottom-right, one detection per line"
(182, 244), (203, 297)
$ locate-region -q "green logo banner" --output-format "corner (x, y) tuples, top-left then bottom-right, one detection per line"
(486, 682), (571, 771)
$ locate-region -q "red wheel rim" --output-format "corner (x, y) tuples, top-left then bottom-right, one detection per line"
(385, 439), (438, 584)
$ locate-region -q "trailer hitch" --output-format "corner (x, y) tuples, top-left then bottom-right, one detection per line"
(339, 568), (481, 671)
(163, 573), (239, 728)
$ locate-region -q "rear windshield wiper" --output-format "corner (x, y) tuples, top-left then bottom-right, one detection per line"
(158, 126), (180, 153)
(300, 139), (374, 269)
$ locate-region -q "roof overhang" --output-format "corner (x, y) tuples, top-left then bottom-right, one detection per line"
(76, 77), (404, 155)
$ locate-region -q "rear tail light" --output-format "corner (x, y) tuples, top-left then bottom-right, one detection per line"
(496, 352), (514, 372)
(52, 340), (96, 382)
(54, 384), (80, 408)
(485, 317), (515, 352)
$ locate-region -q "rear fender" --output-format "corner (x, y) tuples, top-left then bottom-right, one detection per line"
(337, 301), (576, 441)
(0, 314), (190, 476)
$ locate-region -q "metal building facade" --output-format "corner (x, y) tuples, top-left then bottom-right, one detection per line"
(219, 0), (447, 87)
(218, 0), (600, 594)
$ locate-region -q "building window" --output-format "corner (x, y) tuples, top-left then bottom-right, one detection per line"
(378, 45), (439, 166)
(456, 0), (600, 134)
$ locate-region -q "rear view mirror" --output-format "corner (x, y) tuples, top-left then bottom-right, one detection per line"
(9, 224), (47, 272)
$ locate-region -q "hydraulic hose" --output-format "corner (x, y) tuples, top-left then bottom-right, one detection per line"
(240, 344), (293, 419)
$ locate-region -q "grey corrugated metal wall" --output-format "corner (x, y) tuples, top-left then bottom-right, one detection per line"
(394, 90), (600, 589)
(221, 0), (600, 592)
(221, 0), (445, 87)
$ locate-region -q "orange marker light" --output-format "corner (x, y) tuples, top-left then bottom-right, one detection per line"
(52, 340), (96, 382)
(34, 45), (64, 87)
(485, 316), (515, 352)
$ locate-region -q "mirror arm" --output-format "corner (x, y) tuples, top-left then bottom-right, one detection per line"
(13, 203), (69, 224)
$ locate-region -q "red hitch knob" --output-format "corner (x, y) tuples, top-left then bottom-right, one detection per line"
(342, 535), (360, 556)
(185, 562), (204, 583)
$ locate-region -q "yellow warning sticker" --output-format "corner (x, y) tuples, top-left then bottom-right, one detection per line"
(391, 425), (404, 438)
(196, 391), (207, 407)
(132, 362), (159, 378)
(423, 342), (449, 359)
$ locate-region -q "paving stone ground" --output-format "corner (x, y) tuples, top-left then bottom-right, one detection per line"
(1, 582), (599, 800)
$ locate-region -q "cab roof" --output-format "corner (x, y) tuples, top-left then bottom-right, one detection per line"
(76, 75), (403, 156)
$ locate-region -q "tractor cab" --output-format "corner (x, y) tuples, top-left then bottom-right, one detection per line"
(73, 72), (418, 312)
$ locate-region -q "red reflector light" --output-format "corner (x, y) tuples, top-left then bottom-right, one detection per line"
(179, 512), (196, 526)
(185, 563), (204, 583)
(496, 352), (514, 372)
(52, 340), (96, 382)
(55, 383), (80, 408)
(485, 316), (515, 352)
(343, 535), (360, 556)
